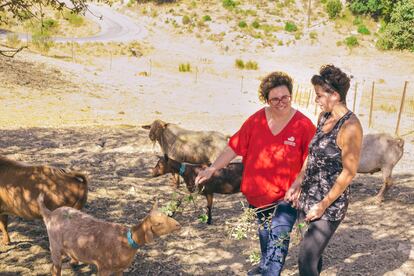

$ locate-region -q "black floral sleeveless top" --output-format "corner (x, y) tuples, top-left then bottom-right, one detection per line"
(298, 111), (353, 221)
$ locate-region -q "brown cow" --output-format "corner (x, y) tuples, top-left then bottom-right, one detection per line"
(0, 155), (88, 245)
(142, 119), (228, 187)
(38, 194), (181, 276)
(358, 133), (405, 202)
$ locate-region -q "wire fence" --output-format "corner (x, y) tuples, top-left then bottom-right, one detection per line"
(292, 80), (414, 137)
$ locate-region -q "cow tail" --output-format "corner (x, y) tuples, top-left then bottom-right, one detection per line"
(37, 193), (51, 220)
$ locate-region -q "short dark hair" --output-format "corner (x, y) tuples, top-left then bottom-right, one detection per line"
(258, 71), (293, 103)
(311, 64), (351, 102)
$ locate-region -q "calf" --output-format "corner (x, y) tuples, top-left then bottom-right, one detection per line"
(0, 155), (88, 245)
(152, 155), (243, 224)
(38, 194), (181, 276)
(142, 120), (228, 187)
(358, 133), (404, 202)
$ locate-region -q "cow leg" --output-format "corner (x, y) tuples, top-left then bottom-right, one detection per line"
(206, 194), (213, 225)
(49, 235), (63, 276)
(97, 269), (112, 276)
(50, 252), (62, 276)
(69, 256), (79, 266)
(171, 173), (180, 188)
(0, 214), (10, 245)
(375, 168), (393, 203)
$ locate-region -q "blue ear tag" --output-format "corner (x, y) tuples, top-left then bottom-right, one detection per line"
(127, 229), (139, 249)
(179, 163), (186, 176)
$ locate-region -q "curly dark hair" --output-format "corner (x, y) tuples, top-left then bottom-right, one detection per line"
(311, 64), (351, 102)
(258, 72), (293, 103)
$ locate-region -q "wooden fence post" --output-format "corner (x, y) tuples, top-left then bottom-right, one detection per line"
(294, 85), (300, 103)
(353, 82), (358, 113)
(307, 0), (312, 28)
(240, 76), (244, 93)
(395, 81), (408, 136)
(149, 58), (152, 77)
(306, 89), (311, 108)
(369, 81), (375, 128)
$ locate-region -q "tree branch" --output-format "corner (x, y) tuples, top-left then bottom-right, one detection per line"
(0, 46), (27, 58)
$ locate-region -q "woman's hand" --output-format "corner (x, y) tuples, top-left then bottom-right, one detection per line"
(195, 166), (216, 185)
(305, 202), (327, 221)
(284, 184), (301, 208)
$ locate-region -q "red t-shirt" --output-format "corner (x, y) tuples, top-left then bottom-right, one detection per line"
(229, 108), (316, 208)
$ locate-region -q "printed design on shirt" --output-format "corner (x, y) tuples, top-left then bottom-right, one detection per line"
(298, 111), (353, 221)
(284, 136), (296, 147)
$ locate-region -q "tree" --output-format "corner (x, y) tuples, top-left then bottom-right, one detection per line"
(376, 1), (414, 51)
(0, 0), (110, 22)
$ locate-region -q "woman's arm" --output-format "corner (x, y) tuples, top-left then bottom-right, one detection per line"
(195, 146), (237, 184)
(285, 157), (308, 206)
(306, 117), (363, 221)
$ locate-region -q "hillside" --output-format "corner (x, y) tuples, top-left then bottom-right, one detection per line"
(0, 1), (413, 275)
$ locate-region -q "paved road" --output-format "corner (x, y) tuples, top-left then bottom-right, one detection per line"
(0, 3), (146, 43)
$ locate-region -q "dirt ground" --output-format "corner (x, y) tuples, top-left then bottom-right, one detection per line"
(1, 1), (414, 274)
(0, 125), (412, 276)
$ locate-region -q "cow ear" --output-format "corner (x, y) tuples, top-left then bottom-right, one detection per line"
(142, 124), (151, 130)
(144, 227), (154, 243)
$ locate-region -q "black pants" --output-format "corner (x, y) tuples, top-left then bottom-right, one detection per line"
(298, 211), (341, 276)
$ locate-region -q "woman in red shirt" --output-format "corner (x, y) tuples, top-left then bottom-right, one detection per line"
(196, 71), (316, 276)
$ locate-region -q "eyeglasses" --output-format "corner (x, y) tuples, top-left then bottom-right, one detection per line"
(268, 95), (291, 105)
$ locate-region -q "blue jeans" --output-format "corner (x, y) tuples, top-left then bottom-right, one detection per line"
(253, 201), (297, 276)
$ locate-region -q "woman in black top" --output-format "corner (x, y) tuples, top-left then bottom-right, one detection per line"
(285, 64), (363, 276)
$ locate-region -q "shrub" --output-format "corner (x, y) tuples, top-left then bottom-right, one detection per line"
(284, 21), (297, 32)
(357, 24), (371, 35)
(348, 0), (395, 20)
(309, 31), (318, 39)
(235, 59), (244, 69)
(238, 21), (247, 28)
(127, 0), (135, 7)
(179, 63), (191, 72)
(6, 33), (21, 48)
(251, 20), (260, 29)
(31, 30), (54, 53)
(182, 15), (191, 24)
(344, 35), (359, 48)
(42, 18), (58, 31)
(326, 0), (342, 19)
(235, 59), (258, 70)
(222, 0), (237, 9)
(202, 15), (212, 21)
(376, 1), (414, 51)
(64, 11), (84, 27)
(245, 60), (258, 70)
(353, 16), (363, 25)
(294, 32), (302, 40)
